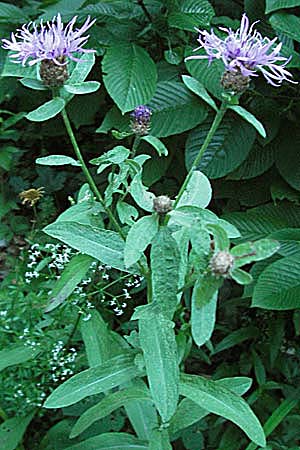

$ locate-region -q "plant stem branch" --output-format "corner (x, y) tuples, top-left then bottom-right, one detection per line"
(136, 0), (153, 22)
(61, 108), (125, 239)
(172, 101), (228, 210)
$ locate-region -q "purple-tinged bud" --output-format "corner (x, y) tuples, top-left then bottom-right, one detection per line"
(209, 251), (235, 277)
(221, 69), (250, 94)
(130, 105), (152, 136)
(153, 195), (173, 215)
(40, 58), (69, 87)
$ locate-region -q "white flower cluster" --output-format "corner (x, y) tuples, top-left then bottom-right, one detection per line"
(49, 340), (77, 383)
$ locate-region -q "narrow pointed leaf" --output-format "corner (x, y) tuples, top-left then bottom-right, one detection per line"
(64, 432), (148, 450)
(182, 75), (218, 111)
(229, 105), (266, 138)
(124, 215), (159, 267)
(191, 291), (218, 346)
(26, 97), (65, 122)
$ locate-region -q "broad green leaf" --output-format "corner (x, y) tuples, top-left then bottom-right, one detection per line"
(96, 106), (130, 134)
(80, 310), (125, 367)
(1, 55), (37, 79)
(124, 215), (159, 267)
(275, 124), (300, 191)
(186, 114), (256, 178)
(168, 0), (215, 31)
(191, 291), (218, 347)
(231, 239), (280, 268)
(90, 145), (130, 166)
(266, 0), (300, 13)
(182, 75), (218, 111)
(185, 49), (224, 99)
(231, 268), (253, 285)
(36, 155), (80, 167)
(45, 254), (93, 312)
(20, 78), (47, 91)
(192, 273), (222, 308)
(26, 97), (65, 122)
(148, 81), (208, 138)
(229, 141), (275, 180)
(252, 254), (300, 309)
(43, 222), (127, 272)
(180, 373), (266, 447)
(269, 12), (300, 42)
(141, 135), (168, 156)
(213, 326), (259, 354)
(130, 174), (156, 212)
(0, 412), (34, 450)
(0, 2), (28, 23)
(228, 105), (266, 138)
(63, 81), (100, 95)
(176, 170), (212, 208)
(102, 43), (157, 113)
(117, 201), (139, 225)
(60, 53), (96, 104)
(0, 344), (40, 372)
(64, 432), (148, 450)
(151, 227), (180, 318)
(269, 228), (300, 257)
(70, 386), (151, 438)
(44, 352), (140, 408)
(149, 429), (172, 450)
(139, 313), (179, 423)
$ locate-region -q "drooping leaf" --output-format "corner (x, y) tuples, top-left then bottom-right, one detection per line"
(192, 273), (222, 308)
(191, 291), (218, 347)
(26, 97), (65, 122)
(141, 135), (168, 156)
(63, 81), (100, 95)
(139, 313), (179, 423)
(266, 0), (300, 13)
(231, 239), (280, 268)
(182, 74), (218, 111)
(213, 326), (259, 354)
(124, 215), (159, 268)
(130, 174), (156, 212)
(45, 254), (93, 312)
(228, 105), (266, 138)
(269, 12), (300, 42)
(102, 43), (157, 113)
(36, 155), (80, 167)
(44, 352), (140, 408)
(180, 373), (266, 447)
(70, 386), (151, 438)
(168, 0), (215, 31)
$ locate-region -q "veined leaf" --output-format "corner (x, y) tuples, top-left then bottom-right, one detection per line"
(0, 344), (40, 372)
(266, 0), (300, 13)
(270, 12), (300, 42)
(182, 75), (218, 111)
(139, 313), (179, 423)
(180, 373), (266, 447)
(102, 43), (157, 113)
(44, 352), (140, 408)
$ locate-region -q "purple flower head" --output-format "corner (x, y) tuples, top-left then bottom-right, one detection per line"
(130, 105), (152, 124)
(186, 14), (296, 87)
(130, 105), (152, 136)
(2, 13), (96, 66)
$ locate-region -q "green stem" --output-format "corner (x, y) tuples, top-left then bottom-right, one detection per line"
(61, 108), (125, 239)
(173, 101), (228, 210)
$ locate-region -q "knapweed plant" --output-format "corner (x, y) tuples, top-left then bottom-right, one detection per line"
(1, 2), (300, 449)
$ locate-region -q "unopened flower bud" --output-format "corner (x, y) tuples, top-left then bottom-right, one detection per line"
(40, 58), (69, 87)
(209, 250), (234, 277)
(221, 69), (250, 94)
(153, 195), (173, 215)
(130, 105), (152, 136)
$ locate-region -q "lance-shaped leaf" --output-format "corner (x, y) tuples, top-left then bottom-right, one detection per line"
(149, 429), (172, 450)
(231, 239), (280, 268)
(70, 385), (151, 438)
(26, 97), (65, 122)
(44, 352), (140, 408)
(228, 105), (266, 138)
(36, 155), (80, 167)
(139, 313), (179, 423)
(182, 75), (218, 111)
(124, 215), (159, 267)
(192, 273), (222, 308)
(43, 222), (127, 272)
(180, 373), (266, 447)
(45, 254), (93, 312)
(65, 432), (148, 450)
(0, 412), (35, 450)
(191, 291), (218, 347)
(151, 227), (180, 318)
(0, 344), (40, 372)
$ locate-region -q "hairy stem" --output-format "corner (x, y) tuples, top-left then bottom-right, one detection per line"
(173, 101), (228, 210)
(61, 108), (125, 238)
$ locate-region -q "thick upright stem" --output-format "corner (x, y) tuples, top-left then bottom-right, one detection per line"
(61, 108), (125, 238)
(173, 101), (228, 209)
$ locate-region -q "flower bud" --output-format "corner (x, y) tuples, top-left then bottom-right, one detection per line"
(40, 58), (69, 87)
(153, 195), (173, 215)
(221, 69), (250, 94)
(130, 105), (152, 136)
(209, 250), (234, 277)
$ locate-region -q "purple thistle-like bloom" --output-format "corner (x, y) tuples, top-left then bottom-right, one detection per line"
(130, 105), (152, 136)
(186, 14), (296, 87)
(2, 13), (96, 66)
